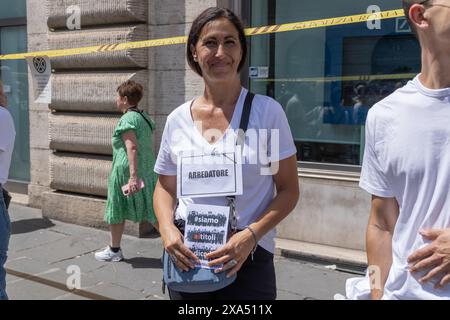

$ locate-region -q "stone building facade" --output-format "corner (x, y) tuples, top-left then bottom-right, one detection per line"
(22, 0), (415, 257)
(27, 0), (225, 237)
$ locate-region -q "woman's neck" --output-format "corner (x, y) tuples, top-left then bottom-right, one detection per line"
(125, 105), (139, 113)
(202, 80), (242, 109)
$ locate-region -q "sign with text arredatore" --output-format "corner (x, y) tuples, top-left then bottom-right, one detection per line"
(177, 147), (243, 198)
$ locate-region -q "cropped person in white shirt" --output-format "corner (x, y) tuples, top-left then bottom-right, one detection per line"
(0, 80), (16, 300)
(153, 7), (299, 300)
(360, 0), (450, 299)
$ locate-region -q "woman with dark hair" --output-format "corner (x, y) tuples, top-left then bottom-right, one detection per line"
(154, 7), (299, 299)
(95, 80), (158, 262)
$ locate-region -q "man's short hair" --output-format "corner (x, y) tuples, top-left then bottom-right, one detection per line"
(402, 0), (432, 35)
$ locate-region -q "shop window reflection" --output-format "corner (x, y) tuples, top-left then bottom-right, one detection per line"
(249, 1), (421, 166)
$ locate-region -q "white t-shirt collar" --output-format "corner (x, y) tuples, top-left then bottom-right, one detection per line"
(413, 75), (450, 98)
(185, 87), (248, 147)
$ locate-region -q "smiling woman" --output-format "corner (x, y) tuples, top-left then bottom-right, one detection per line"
(153, 7), (299, 301)
(191, 19), (242, 82)
(186, 8), (247, 78)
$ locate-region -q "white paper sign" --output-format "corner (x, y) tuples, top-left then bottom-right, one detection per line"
(249, 66), (269, 79)
(184, 203), (230, 269)
(27, 56), (52, 104)
(177, 148), (243, 198)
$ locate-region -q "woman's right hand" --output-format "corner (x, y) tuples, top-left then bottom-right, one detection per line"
(161, 224), (200, 272)
(127, 176), (139, 195)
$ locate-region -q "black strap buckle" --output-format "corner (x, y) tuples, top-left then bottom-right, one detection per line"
(226, 196), (237, 233)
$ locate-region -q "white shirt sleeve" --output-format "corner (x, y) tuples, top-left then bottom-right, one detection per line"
(154, 117), (177, 176)
(267, 99), (297, 162)
(0, 113), (14, 152)
(359, 110), (394, 198)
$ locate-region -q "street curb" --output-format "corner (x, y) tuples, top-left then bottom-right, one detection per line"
(275, 238), (367, 275)
(278, 248), (367, 275)
(10, 192), (29, 207)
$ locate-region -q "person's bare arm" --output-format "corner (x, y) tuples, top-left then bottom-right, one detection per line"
(122, 130), (139, 195)
(366, 195), (399, 300)
(153, 175), (199, 271)
(246, 155), (300, 246)
(0, 82), (7, 108)
(0, 94), (7, 107)
(207, 155), (300, 276)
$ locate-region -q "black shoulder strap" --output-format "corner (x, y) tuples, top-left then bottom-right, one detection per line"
(131, 110), (154, 132)
(229, 92), (254, 207)
(236, 92), (255, 146)
(239, 92), (255, 133)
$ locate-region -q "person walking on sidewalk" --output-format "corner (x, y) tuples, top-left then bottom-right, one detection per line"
(95, 80), (158, 262)
(359, 0), (450, 299)
(153, 8), (299, 300)
(0, 80), (15, 300)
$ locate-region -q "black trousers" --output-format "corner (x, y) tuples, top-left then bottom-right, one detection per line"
(168, 245), (276, 300)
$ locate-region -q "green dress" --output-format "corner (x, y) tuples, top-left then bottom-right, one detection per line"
(104, 111), (158, 225)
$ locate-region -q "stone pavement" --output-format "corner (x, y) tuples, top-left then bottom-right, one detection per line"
(5, 203), (359, 300)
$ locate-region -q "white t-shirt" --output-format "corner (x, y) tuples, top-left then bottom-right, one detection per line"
(0, 106), (16, 185)
(360, 76), (450, 299)
(155, 87), (297, 253)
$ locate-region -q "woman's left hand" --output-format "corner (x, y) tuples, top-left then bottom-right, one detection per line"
(205, 228), (256, 277)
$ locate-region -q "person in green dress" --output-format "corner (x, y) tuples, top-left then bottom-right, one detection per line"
(95, 80), (158, 262)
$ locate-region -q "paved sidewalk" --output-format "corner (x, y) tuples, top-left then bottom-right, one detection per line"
(5, 203), (356, 300)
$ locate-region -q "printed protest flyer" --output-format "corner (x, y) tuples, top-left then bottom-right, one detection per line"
(184, 203), (230, 269)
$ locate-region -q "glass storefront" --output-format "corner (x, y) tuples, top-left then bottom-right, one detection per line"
(0, 1), (26, 21)
(0, 0), (29, 182)
(249, 0), (420, 167)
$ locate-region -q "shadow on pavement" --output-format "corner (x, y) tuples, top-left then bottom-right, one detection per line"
(124, 257), (162, 269)
(11, 218), (56, 235)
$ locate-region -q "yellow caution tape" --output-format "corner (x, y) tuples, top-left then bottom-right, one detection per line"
(253, 73), (416, 83)
(0, 36), (188, 61)
(245, 9), (404, 36)
(0, 9), (404, 61)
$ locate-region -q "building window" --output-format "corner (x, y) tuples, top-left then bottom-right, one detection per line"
(248, 0), (420, 167)
(0, 0), (29, 182)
